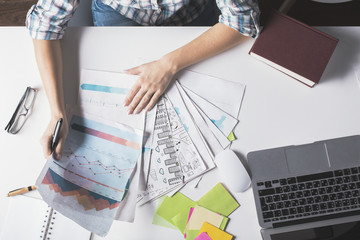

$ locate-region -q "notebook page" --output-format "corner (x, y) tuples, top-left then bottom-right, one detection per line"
(0, 195), (91, 240)
(0, 195), (49, 240)
(49, 210), (91, 240)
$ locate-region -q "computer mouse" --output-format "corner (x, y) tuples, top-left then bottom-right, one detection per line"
(214, 149), (251, 193)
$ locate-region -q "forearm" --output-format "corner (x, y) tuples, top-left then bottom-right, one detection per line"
(33, 39), (65, 118)
(163, 23), (249, 73)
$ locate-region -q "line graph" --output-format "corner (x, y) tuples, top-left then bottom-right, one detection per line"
(65, 149), (134, 178)
(46, 115), (143, 202)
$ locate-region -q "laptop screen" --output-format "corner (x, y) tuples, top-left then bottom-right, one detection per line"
(269, 221), (360, 240)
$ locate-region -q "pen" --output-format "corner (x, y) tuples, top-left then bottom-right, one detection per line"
(7, 185), (37, 197)
(51, 118), (63, 153)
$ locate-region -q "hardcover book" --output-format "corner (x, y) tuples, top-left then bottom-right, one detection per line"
(249, 10), (338, 87)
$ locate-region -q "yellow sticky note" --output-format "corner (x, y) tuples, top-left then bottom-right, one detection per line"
(186, 205), (226, 231)
(227, 131), (236, 141)
(198, 222), (233, 240)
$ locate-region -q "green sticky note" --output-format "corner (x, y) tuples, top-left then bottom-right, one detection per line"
(152, 213), (178, 229)
(227, 131), (236, 141)
(171, 208), (194, 234)
(197, 183), (239, 216)
(186, 230), (201, 240)
(152, 196), (178, 229)
(220, 217), (229, 230)
(156, 192), (196, 226)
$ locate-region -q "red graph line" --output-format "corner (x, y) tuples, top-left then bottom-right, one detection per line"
(67, 151), (134, 177)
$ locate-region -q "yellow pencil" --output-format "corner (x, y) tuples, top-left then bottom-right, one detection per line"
(7, 185), (37, 197)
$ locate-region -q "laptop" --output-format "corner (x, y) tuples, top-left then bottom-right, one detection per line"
(247, 135), (360, 240)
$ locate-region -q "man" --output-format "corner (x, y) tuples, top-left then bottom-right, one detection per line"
(26, 0), (259, 160)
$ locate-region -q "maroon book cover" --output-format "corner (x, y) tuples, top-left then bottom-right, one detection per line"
(249, 10), (338, 87)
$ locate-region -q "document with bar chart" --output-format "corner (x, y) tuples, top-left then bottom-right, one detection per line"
(37, 112), (143, 236)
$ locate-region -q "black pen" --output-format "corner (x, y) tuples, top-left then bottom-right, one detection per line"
(51, 118), (63, 153)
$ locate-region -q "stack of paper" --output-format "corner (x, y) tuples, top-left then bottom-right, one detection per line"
(153, 183), (238, 240)
(35, 69), (246, 236)
(138, 71), (246, 204)
(36, 69), (152, 236)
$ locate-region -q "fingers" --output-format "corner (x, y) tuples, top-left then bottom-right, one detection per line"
(124, 66), (141, 75)
(127, 88), (147, 114)
(54, 136), (65, 160)
(40, 119), (68, 161)
(146, 91), (162, 112)
(124, 83), (141, 107)
(134, 91), (154, 114)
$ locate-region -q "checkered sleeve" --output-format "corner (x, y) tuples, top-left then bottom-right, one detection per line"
(216, 0), (260, 38)
(26, 0), (80, 40)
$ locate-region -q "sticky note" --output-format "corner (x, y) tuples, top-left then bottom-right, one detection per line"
(152, 196), (178, 229)
(155, 192), (196, 227)
(171, 207), (194, 234)
(227, 131), (236, 141)
(198, 222), (233, 240)
(198, 183), (239, 216)
(195, 232), (212, 240)
(186, 205), (227, 231)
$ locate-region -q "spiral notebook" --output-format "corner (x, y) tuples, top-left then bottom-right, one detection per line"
(0, 195), (92, 240)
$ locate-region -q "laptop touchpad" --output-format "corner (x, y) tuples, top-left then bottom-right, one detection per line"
(285, 143), (330, 174)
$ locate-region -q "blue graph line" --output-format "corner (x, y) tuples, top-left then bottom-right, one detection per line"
(81, 83), (129, 95)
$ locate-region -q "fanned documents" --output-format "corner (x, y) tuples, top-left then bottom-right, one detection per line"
(138, 70), (246, 204)
(36, 68), (246, 236)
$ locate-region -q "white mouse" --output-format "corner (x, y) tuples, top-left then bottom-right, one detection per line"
(215, 149), (251, 193)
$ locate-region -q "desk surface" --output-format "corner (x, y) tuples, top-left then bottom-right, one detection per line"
(1, 26), (360, 240)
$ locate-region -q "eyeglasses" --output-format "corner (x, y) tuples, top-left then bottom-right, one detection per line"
(5, 87), (37, 134)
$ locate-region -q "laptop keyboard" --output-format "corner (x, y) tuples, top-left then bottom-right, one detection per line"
(257, 167), (360, 223)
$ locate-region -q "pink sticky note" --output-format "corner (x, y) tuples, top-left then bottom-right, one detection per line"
(195, 232), (212, 240)
(184, 208), (195, 238)
(187, 208), (195, 223)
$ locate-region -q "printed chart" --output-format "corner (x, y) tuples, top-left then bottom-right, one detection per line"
(44, 115), (142, 205)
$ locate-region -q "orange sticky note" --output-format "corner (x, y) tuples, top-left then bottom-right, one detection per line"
(198, 222), (233, 240)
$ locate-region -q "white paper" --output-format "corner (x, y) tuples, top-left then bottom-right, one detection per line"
(166, 81), (215, 170)
(175, 81), (223, 156)
(176, 70), (246, 119)
(78, 69), (144, 130)
(145, 98), (183, 191)
(182, 84), (238, 139)
(139, 105), (157, 192)
(0, 195), (91, 240)
(137, 96), (208, 205)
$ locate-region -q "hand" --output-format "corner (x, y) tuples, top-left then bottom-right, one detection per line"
(40, 115), (68, 160)
(124, 57), (177, 114)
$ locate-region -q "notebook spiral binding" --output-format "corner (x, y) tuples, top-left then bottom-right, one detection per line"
(40, 206), (56, 240)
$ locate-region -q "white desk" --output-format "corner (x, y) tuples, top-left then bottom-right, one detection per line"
(1, 26), (360, 240)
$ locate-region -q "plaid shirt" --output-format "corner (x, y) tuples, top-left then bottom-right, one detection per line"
(26, 0), (259, 40)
